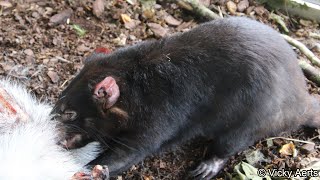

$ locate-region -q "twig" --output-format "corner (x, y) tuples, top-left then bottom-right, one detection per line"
(177, 0), (221, 20)
(217, 6), (223, 18)
(56, 56), (72, 63)
(282, 34), (320, 68)
(269, 13), (289, 33)
(266, 137), (315, 145)
(60, 77), (72, 88)
(310, 32), (320, 40)
(308, 135), (320, 141)
(209, 4), (227, 18)
(299, 60), (320, 86)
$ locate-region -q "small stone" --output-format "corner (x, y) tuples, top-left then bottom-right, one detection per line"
(24, 49), (34, 56)
(129, 35), (136, 41)
(112, 34), (127, 46)
(226, 1), (237, 15)
(32, 12), (40, 19)
(313, 43), (320, 53)
(154, 4), (162, 9)
(159, 160), (166, 168)
(237, 0), (249, 12)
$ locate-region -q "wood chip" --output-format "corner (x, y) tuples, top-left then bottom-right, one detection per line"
(0, 1), (13, 8)
(77, 44), (90, 52)
(93, 0), (105, 18)
(301, 143), (315, 154)
(254, 6), (267, 16)
(124, 19), (141, 29)
(49, 9), (73, 26)
(121, 14), (132, 24)
(47, 71), (59, 83)
(147, 23), (168, 38)
(164, 14), (182, 26)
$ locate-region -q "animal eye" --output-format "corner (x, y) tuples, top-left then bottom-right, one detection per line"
(62, 110), (78, 121)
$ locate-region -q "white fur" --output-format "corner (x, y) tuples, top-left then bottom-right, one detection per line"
(0, 79), (101, 180)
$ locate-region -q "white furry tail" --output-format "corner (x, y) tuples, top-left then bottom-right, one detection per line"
(0, 79), (101, 180)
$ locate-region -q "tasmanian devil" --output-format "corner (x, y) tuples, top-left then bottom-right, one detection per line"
(52, 17), (320, 179)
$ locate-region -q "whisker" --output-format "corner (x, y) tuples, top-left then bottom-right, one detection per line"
(87, 126), (116, 152)
(88, 126), (138, 152)
(66, 124), (89, 134)
(111, 137), (137, 151)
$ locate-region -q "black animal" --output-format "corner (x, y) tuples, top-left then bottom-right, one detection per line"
(52, 17), (320, 179)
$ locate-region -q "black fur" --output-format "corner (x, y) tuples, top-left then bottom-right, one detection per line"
(52, 17), (320, 179)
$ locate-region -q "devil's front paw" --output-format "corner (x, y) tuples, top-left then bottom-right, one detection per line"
(71, 165), (109, 180)
(190, 157), (227, 180)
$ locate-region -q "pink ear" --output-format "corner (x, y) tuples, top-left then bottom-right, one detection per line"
(94, 47), (111, 54)
(94, 77), (120, 109)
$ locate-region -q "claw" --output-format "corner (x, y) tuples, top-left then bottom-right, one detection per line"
(190, 157), (227, 180)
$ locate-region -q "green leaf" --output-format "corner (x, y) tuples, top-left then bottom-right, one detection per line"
(71, 24), (87, 37)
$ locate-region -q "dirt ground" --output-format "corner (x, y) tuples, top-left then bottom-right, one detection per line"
(1, 0), (320, 179)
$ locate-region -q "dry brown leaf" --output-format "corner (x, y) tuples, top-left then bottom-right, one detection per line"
(49, 9), (73, 26)
(93, 0), (105, 18)
(147, 23), (168, 38)
(164, 15), (182, 26)
(279, 142), (297, 156)
(121, 14), (132, 24)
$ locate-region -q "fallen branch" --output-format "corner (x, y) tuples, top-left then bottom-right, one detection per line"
(177, 0), (221, 20)
(299, 60), (320, 86)
(282, 34), (320, 68)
